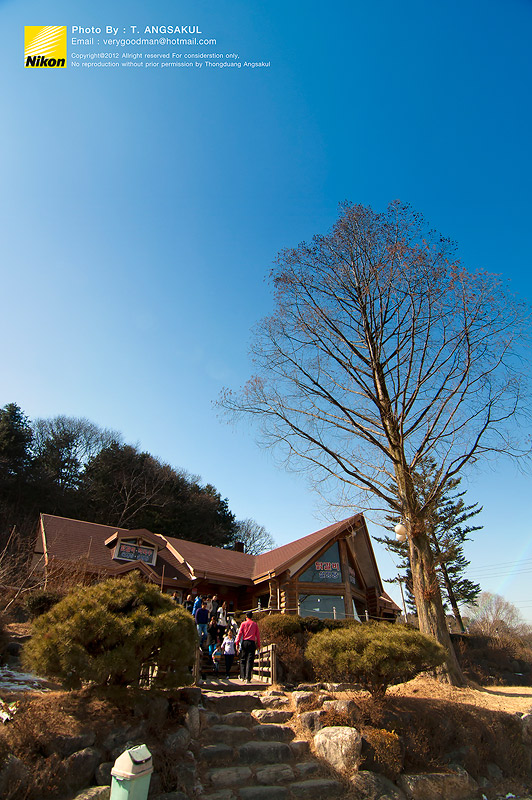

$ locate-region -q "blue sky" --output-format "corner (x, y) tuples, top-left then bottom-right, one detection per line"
(1, 0), (531, 620)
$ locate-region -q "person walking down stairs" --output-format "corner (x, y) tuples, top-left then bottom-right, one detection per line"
(235, 611), (261, 683)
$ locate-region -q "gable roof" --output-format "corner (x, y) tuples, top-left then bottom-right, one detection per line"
(38, 512), (383, 590)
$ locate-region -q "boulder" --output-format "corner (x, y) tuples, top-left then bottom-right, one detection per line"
(299, 709), (328, 733)
(64, 747), (102, 794)
(292, 691), (317, 710)
(43, 730), (96, 757)
(95, 762), (113, 786)
(322, 698), (356, 717)
(72, 789), (110, 800)
(350, 770), (407, 800)
(185, 705), (201, 737)
(313, 726), (362, 775)
(164, 727), (191, 752)
(251, 708), (292, 724)
(260, 695), (291, 709)
(0, 754), (29, 797)
(398, 765), (478, 800)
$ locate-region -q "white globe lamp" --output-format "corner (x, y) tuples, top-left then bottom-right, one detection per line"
(395, 522), (407, 542)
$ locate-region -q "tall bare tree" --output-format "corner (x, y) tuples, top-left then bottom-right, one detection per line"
(220, 201), (530, 685)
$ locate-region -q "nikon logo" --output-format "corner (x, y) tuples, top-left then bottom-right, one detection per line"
(25, 26), (66, 68)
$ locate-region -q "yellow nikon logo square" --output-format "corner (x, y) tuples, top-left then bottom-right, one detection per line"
(25, 26), (66, 68)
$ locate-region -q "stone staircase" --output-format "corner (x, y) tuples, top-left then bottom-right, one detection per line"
(196, 689), (348, 800)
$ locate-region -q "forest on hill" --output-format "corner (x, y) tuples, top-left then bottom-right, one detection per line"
(0, 402), (247, 552)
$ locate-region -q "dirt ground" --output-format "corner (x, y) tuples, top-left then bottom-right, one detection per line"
(386, 674), (532, 715)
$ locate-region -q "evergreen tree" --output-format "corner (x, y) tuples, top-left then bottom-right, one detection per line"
(375, 458), (482, 632)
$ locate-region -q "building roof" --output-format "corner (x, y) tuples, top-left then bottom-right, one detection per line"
(38, 512), (390, 598)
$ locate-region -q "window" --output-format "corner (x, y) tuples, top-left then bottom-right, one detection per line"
(298, 594), (346, 619)
(299, 542), (343, 584)
(114, 539), (156, 566)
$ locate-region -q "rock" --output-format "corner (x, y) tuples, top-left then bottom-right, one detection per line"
(322, 698), (356, 716)
(153, 794), (189, 800)
(251, 708), (292, 724)
(254, 723), (294, 742)
(199, 743), (235, 765)
(207, 766), (253, 787)
(295, 761), (322, 778)
(201, 792), (235, 800)
(205, 724), (252, 745)
(148, 773), (163, 797)
(295, 683), (325, 691)
(177, 686), (202, 705)
(220, 711), (255, 727)
(64, 747), (102, 794)
(175, 763), (196, 793)
(260, 695), (291, 709)
(290, 740), (310, 758)
(95, 762), (113, 786)
(143, 696), (169, 728)
(398, 765), (478, 800)
(185, 705), (200, 737)
(200, 710), (221, 729)
(239, 787), (288, 800)
(255, 763), (295, 783)
(164, 727), (191, 752)
(71, 788), (111, 800)
(350, 770), (407, 800)
(313, 726), (362, 774)
(299, 709), (328, 733)
(0, 754), (29, 797)
(290, 778), (344, 797)
(325, 682), (361, 691)
(203, 691), (261, 714)
(238, 740), (293, 764)
(486, 762), (503, 780)
(521, 712), (532, 742)
(292, 691), (317, 710)
(263, 690), (286, 697)
(43, 730), (96, 757)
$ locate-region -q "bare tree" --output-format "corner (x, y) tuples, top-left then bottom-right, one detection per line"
(466, 592), (528, 638)
(231, 518), (276, 555)
(220, 201), (531, 685)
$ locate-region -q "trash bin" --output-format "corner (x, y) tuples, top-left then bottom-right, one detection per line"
(110, 744), (153, 800)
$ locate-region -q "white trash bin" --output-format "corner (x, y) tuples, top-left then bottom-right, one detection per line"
(110, 744), (153, 800)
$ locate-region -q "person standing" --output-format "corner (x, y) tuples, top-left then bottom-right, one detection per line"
(221, 628), (236, 678)
(235, 611), (261, 683)
(195, 601), (209, 648)
(216, 601), (228, 641)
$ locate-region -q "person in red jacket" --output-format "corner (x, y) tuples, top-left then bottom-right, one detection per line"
(235, 611), (261, 683)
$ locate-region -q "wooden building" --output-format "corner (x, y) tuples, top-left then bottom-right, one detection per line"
(35, 513), (400, 621)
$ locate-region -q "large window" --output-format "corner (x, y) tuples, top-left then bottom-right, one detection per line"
(299, 542), (343, 584)
(298, 594), (346, 619)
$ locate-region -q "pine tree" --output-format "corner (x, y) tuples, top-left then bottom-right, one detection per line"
(375, 458), (482, 632)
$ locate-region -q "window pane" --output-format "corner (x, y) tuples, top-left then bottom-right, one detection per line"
(299, 543), (343, 583)
(298, 594), (345, 619)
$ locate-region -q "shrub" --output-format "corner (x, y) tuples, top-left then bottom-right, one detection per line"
(25, 589), (64, 619)
(305, 622), (446, 697)
(258, 613), (303, 642)
(22, 573), (196, 689)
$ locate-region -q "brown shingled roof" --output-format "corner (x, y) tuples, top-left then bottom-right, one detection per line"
(39, 512), (369, 589)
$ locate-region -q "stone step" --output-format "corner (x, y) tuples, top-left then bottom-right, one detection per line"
(203, 692), (262, 714)
(199, 744), (235, 766)
(207, 766), (253, 788)
(220, 711), (256, 728)
(289, 778), (345, 798)
(251, 709), (293, 724)
(237, 741), (293, 765)
(239, 787), (288, 800)
(253, 724), (294, 743)
(204, 725), (253, 745)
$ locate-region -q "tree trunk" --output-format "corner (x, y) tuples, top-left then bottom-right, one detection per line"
(408, 516), (466, 685)
(430, 534), (466, 633)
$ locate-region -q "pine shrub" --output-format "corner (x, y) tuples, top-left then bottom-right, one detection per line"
(305, 622), (446, 697)
(22, 574), (196, 689)
(258, 613), (303, 641)
(25, 589), (64, 619)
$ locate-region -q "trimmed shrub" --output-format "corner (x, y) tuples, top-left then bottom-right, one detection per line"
(22, 573), (196, 689)
(25, 589), (64, 619)
(306, 622), (446, 697)
(258, 613), (303, 642)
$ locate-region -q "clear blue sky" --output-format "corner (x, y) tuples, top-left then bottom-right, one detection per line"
(1, 0), (531, 620)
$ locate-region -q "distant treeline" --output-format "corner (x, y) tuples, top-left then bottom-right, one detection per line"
(0, 402), (238, 550)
